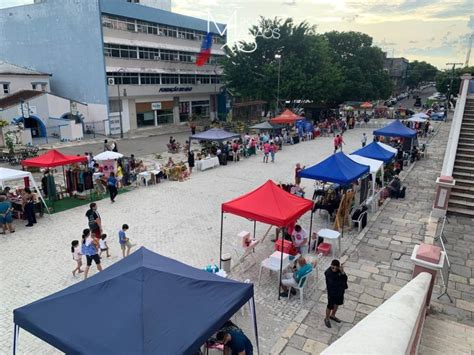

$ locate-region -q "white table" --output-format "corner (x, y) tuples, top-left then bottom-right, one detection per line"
(138, 171), (152, 186)
(317, 228), (341, 258)
(196, 157), (220, 171)
(258, 251), (300, 284)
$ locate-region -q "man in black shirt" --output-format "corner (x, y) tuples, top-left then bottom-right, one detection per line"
(324, 259), (348, 328)
(216, 328), (253, 355)
(85, 203), (102, 239)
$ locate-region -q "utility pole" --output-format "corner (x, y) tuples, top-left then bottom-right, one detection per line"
(275, 54), (282, 113)
(116, 68), (126, 139)
(445, 62), (463, 111)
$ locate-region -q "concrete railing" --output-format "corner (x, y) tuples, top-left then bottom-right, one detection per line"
(440, 75), (471, 177)
(321, 272), (432, 355)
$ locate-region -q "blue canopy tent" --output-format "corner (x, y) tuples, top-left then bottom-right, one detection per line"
(13, 247), (258, 355)
(299, 152), (370, 250)
(373, 119), (417, 138)
(352, 141), (396, 163)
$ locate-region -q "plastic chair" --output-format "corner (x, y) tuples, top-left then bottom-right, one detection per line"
(287, 269), (313, 305)
(317, 242), (332, 256)
(351, 210), (368, 233)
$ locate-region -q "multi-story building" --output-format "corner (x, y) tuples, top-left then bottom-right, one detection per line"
(383, 53), (409, 95)
(0, 0), (226, 135)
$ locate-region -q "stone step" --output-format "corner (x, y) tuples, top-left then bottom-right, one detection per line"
(452, 171), (474, 178)
(458, 138), (474, 144)
(448, 205), (474, 217)
(456, 147), (474, 154)
(454, 165), (474, 173)
(455, 159), (474, 166)
(420, 316), (474, 354)
(453, 178), (474, 188)
(457, 142), (474, 148)
(452, 184), (474, 193)
(448, 199), (474, 211)
(450, 191), (474, 201)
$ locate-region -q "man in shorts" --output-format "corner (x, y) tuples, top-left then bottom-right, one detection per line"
(82, 228), (102, 280)
(119, 224), (134, 258)
(279, 257), (312, 298)
(324, 259), (348, 328)
(86, 203), (102, 239)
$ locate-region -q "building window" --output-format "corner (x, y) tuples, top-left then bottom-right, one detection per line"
(192, 100), (210, 118)
(161, 74), (179, 85)
(180, 74), (196, 85)
(140, 73), (161, 85)
(106, 72), (139, 85)
(196, 75), (210, 84)
(32, 83), (37, 90)
(138, 46), (160, 60)
(32, 82), (47, 91)
(127, 0), (140, 3)
(211, 76), (221, 84)
(2, 83), (9, 94)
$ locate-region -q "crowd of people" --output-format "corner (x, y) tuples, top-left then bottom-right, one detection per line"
(0, 186), (40, 232)
(70, 202), (136, 279)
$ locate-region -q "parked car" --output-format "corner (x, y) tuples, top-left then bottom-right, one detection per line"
(414, 97), (422, 107)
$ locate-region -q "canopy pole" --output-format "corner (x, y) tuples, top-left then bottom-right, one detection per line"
(308, 208), (314, 253)
(29, 173), (50, 215)
(253, 220), (256, 240)
(278, 229), (284, 300)
(12, 324), (18, 355)
(250, 296), (260, 355)
(219, 211), (224, 269)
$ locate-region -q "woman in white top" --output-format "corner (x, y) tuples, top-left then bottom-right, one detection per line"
(71, 240), (83, 276)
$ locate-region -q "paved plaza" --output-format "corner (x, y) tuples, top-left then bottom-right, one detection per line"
(1, 117), (472, 354)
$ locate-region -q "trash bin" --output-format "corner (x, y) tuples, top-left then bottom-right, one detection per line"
(221, 253), (232, 273)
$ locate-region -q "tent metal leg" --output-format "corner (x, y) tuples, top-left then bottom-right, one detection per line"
(13, 324), (18, 355)
(250, 296), (260, 355)
(308, 209), (314, 253)
(278, 232), (284, 300)
(219, 211), (224, 269)
(253, 220), (256, 240)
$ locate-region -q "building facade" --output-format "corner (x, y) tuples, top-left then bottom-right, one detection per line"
(0, 61), (51, 99)
(383, 54), (409, 95)
(0, 0), (226, 135)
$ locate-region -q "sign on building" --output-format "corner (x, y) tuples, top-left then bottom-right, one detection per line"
(70, 101), (78, 115)
(18, 103), (37, 118)
(151, 102), (162, 110)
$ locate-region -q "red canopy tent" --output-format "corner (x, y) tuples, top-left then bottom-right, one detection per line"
(21, 149), (87, 168)
(269, 109), (303, 124)
(360, 102), (373, 109)
(221, 180), (313, 298)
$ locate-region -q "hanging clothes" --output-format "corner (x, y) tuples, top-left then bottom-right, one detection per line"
(47, 175), (57, 201)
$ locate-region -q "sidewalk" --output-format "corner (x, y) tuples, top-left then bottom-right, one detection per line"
(276, 119), (472, 353)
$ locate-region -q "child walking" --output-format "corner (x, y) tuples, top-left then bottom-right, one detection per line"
(119, 224), (135, 258)
(71, 240), (83, 276)
(99, 234), (111, 257)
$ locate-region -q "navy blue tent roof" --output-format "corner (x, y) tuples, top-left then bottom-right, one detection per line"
(14, 248), (253, 355)
(373, 119), (417, 138)
(352, 141), (396, 163)
(190, 128), (241, 141)
(299, 152), (370, 185)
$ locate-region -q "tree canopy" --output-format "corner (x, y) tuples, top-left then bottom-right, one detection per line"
(220, 18), (393, 110)
(435, 66), (474, 95)
(406, 61), (439, 88)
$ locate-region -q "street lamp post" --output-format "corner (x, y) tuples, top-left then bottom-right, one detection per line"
(116, 68), (126, 139)
(275, 54), (281, 113)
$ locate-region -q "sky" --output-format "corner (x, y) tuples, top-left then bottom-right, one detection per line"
(1, 0), (473, 69)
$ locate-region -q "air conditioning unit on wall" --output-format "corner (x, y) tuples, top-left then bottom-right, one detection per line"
(107, 78), (115, 85)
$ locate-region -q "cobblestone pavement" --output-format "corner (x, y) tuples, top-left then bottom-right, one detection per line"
(0, 119), (452, 354)
(277, 118), (474, 354)
(0, 125), (379, 354)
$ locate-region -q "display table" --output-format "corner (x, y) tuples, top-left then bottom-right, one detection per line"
(196, 157), (220, 171)
(317, 228), (341, 258)
(258, 251), (300, 284)
(138, 171), (152, 186)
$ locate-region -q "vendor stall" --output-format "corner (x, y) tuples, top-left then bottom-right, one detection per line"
(348, 154), (383, 209)
(269, 109), (303, 124)
(13, 247), (259, 355)
(373, 119), (417, 152)
(221, 180), (313, 299)
(249, 121), (285, 131)
(0, 167), (49, 214)
(299, 152), (370, 241)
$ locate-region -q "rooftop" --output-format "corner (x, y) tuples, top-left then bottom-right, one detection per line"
(0, 61), (51, 76)
(0, 90), (44, 110)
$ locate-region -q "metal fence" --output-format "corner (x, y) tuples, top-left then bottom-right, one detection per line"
(83, 120), (108, 139)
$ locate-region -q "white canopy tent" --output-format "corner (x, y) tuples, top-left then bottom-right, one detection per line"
(348, 154), (384, 200)
(93, 151), (123, 161)
(377, 142), (398, 154)
(407, 116), (427, 123)
(0, 167), (49, 214)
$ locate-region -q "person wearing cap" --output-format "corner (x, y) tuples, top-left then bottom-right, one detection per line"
(324, 259), (348, 328)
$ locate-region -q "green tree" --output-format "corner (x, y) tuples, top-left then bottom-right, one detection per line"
(323, 31), (393, 101)
(436, 66), (474, 95)
(406, 61), (438, 88)
(221, 18), (343, 111)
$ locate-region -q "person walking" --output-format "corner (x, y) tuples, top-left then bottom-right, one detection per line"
(324, 259), (348, 328)
(333, 135), (340, 153)
(0, 195), (14, 233)
(107, 172), (118, 203)
(361, 133), (367, 147)
(295, 163), (304, 186)
(119, 224), (134, 258)
(82, 228), (102, 279)
(188, 150), (195, 175)
(99, 234), (111, 258)
(270, 142), (276, 163)
(71, 240), (83, 276)
(263, 141), (270, 163)
(22, 187), (37, 227)
(86, 203), (102, 240)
